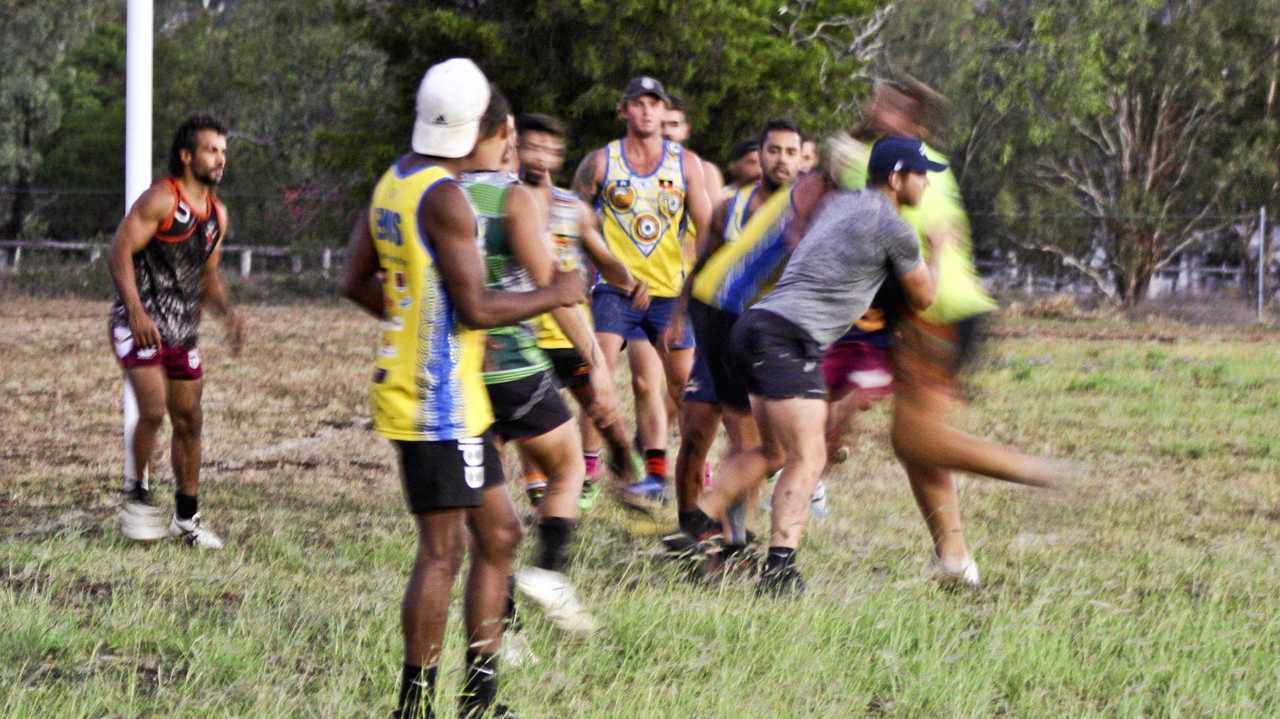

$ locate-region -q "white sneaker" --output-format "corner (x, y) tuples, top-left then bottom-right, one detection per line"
(927, 554), (981, 588)
(515, 567), (598, 634)
(118, 488), (168, 542)
(169, 513), (224, 550)
(810, 480), (829, 518)
(500, 629), (539, 668)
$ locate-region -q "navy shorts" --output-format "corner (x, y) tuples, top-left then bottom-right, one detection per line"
(592, 286), (695, 349)
(684, 345), (718, 404)
(689, 300), (750, 411)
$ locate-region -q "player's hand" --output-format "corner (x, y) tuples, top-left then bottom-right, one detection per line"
(128, 309), (163, 350)
(223, 311), (247, 357)
(628, 280), (651, 311)
(551, 267), (587, 307)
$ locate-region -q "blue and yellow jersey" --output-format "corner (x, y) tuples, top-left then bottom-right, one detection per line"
(691, 183), (793, 314)
(368, 161), (492, 441)
(836, 139), (996, 324)
(535, 187), (589, 351)
(721, 182), (760, 246)
(597, 139), (689, 297)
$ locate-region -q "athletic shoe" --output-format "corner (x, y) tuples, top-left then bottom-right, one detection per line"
(927, 555), (981, 588)
(500, 629), (538, 668)
(168, 513), (224, 550)
(118, 486), (168, 542)
(756, 564), (806, 598)
(830, 445), (851, 464)
(809, 480), (829, 518)
(625, 474), (667, 502)
(515, 567), (598, 634)
(578, 479), (600, 513)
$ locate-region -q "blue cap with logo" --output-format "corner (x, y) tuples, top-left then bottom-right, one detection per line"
(868, 135), (947, 180)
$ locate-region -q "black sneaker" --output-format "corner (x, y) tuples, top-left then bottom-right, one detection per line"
(756, 564), (806, 598)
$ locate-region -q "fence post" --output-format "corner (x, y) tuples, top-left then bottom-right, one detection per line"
(1261, 206), (1268, 323)
(12, 246), (20, 274)
(321, 248), (331, 279)
(89, 246), (102, 264)
(291, 254), (303, 275)
(240, 249), (252, 279)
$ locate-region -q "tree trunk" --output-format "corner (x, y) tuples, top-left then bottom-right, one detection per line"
(4, 102), (33, 239)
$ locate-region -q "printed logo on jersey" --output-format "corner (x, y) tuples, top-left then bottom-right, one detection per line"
(657, 179), (683, 217)
(187, 349), (201, 370)
(606, 180), (636, 211)
(459, 437), (485, 489)
(394, 271), (407, 293)
(174, 202), (192, 225)
(137, 347), (158, 360)
(632, 213), (661, 246)
(203, 220), (219, 250)
(374, 208), (404, 246)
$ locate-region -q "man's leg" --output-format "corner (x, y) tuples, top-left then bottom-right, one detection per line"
(568, 362), (639, 486)
(763, 397), (828, 550)
(118, 365), (170, 540)
(627, 339), (671, 496)
(674, 400), (720, 521)
(166, 377), (222, 548)
(900, 459), (970, 567)
(400, 509), (468, 719)
(719, 407), (761, 546)
(462, 485), (524, 717)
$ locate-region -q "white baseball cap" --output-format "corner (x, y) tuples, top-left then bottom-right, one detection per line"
(412, 58), (490, 158)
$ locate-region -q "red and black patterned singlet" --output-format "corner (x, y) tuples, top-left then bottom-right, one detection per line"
(109, 177), (226, 349)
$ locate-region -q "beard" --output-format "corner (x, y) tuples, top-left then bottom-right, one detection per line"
(193, 165), (223, 187)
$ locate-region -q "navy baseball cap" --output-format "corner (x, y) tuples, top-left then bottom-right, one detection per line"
(868, 135), (947, 180)
(622, 76), (669, 104)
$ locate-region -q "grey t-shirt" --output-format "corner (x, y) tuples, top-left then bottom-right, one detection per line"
(753, 189), (921, 348)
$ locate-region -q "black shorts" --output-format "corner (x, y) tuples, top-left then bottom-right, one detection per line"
(395, 434), (504, 513)
(545, 347), (591, 389)
(689, 300), (750, 411)
(730, 308), (828, 402)
(487, 371), (573, 441)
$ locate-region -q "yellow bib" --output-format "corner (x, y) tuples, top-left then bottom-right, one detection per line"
(597, 139), (689, 297)
(535, 187), (589, 351)
(368, 161), (492, 441)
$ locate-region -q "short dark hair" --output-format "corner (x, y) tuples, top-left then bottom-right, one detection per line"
(477, 83), (511, 141)
(759, 117), (802, 150)
(516, 113), (567, 139)
(729, 139), (759, 163)
(168, 114), (227, 177)
(666, 95), (687, 113)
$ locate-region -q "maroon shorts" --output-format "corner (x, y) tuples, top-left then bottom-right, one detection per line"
(822, 340), (892, 401)
(111, 325), (204, 380)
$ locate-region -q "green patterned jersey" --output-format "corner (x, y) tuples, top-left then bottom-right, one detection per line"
(460, 171), (552, 385)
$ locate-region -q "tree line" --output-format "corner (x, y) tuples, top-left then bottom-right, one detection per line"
(2, 0), (1276, 305)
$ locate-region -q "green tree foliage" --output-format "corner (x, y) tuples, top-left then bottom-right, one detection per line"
(345, 0), (882, 186)
(879, 0), (1280, 305)
(0, 0), (104, 238)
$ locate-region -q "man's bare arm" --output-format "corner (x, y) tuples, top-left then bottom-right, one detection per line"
(341, 211), (385, 319)
(571, 149), (603, 206)
(426, 182), (583, 328)
(202, 232), (246, 356)
(681, 148), (713, 263)
(108, 184), (174, 349)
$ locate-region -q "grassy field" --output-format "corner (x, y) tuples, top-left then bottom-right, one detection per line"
(2, 296), (1279, 718)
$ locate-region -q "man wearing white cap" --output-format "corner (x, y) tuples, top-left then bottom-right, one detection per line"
(343, 58), (584, 719)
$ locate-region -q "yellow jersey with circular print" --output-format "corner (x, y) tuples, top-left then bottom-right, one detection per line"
(597, 139), (689, 297)
(368, 161), (492, 441)
(535, 187), (589, 351)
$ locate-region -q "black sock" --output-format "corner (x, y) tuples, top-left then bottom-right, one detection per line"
(175, 493), (198, 520)
(460, 650), (499, 715)
(765, 546), (796, 573)
(683, 508), (720, 538)
(536, 516), (573, 573)
(397, 663), (436, 718)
